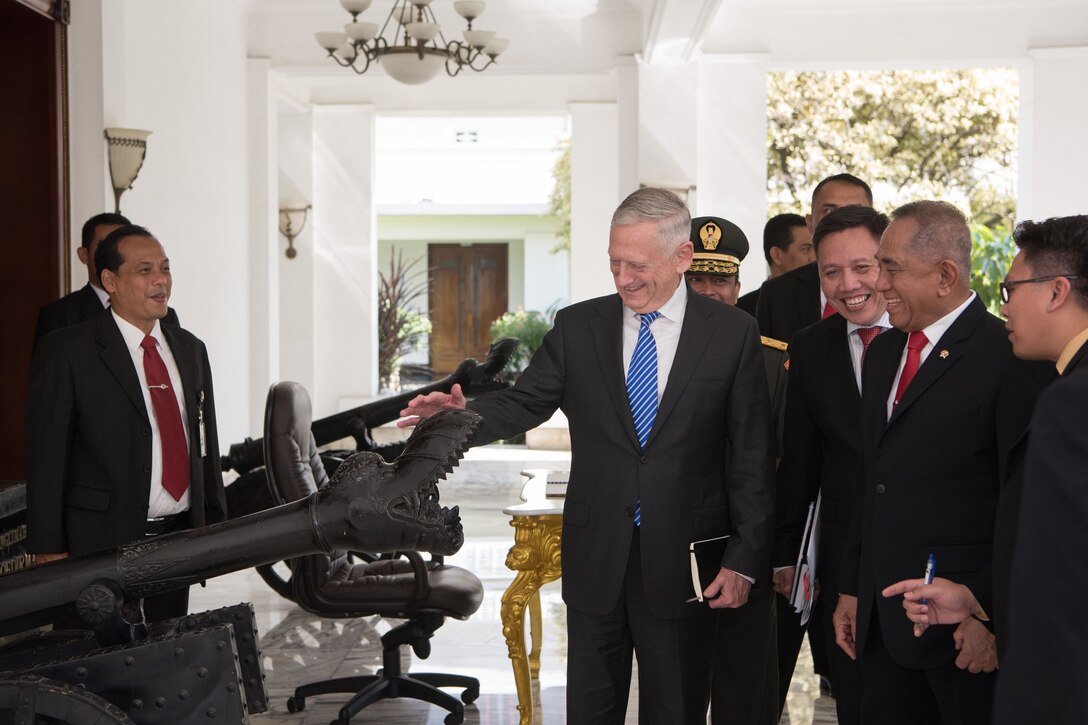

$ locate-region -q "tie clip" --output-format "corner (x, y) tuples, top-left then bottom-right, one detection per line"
(148, 384), (170, 390)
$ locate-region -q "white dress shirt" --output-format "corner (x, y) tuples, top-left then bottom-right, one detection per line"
(621, 278), (688, 402)
(112, 311), (191, 517)
(886, 292), (976, 420)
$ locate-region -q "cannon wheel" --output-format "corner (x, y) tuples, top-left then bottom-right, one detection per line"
(255, 560), (295, 600)
(0, 676), (135, 724)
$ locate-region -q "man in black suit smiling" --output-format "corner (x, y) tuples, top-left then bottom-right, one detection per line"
(401, 188), (774, 724)
(33, 212), (179, 349)
(26, 225), (226, 620)
(755, 175), (873, 343)
(833, 201), (1042, 725)
(772, 204), (890, 725)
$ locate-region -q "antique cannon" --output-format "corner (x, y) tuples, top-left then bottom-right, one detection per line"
(0, 408), (482, 725)
(222, 337), (517, 478)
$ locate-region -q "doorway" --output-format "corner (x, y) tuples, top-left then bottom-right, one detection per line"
(428, 244), (508, 374)
(0, 0), (68, 481)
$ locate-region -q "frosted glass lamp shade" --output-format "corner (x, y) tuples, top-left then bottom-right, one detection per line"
(380, 47), (446, 84)
(483, 37), (508, 56)
(103, 127), (151, 213)
(462, 29), (494, 49)
(453, 0), (485, 20)
(339, 0), (371, 15)
(316, 31), (349, 50)
(344, 22), (378, 42)
(406, 22), (440, 42)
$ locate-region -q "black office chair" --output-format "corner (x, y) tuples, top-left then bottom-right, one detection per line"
(262, 381), (483, 725)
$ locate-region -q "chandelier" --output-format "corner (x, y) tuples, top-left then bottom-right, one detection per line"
(315, 0), (509, 85)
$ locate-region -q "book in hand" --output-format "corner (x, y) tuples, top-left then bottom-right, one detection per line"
(545, 470), (569, 498)
(688, 534), (731, 603)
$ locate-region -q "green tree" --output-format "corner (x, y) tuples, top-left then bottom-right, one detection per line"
(767, 69), (1018, 228)
(548, 138), (571, 253)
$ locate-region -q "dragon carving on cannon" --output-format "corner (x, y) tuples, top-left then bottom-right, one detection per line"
(0, 409), (483, 725)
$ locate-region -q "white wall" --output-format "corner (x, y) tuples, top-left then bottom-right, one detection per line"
(1019, 47), (1088, 221)
(311, 105), (377, 416)
(69, 0), (252, 444)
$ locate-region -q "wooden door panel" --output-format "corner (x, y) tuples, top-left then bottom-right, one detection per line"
(428, 244), (508, 374)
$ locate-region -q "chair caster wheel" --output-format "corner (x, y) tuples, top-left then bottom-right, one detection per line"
(286, 695), (305, 713)
(461, 686), (479, 704)
(444, 712), (465, 725)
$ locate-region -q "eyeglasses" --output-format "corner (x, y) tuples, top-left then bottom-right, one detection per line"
(999, 274), (1080, 303)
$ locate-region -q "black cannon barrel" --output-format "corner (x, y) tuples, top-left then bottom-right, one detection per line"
(222, 337), (517, 474)
(0, 408), (482, 637)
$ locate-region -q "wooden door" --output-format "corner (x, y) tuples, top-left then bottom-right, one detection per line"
(428, 244), (508, 374)
(0, 0), (69, 481)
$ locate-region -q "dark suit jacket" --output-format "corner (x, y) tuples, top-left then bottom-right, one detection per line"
(26, 313), (226, 557)
(34, 283), (180, 350)
(469, 288), (775, 620)
(773, 315), (865, 599)
(761, 337), (789, 460)
(736, 287), (760, 318)
(754, 263), (822, 344)
(995, 340), (1088, 725)
(840, 296), (1041, 670)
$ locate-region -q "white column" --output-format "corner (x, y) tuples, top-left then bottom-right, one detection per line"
(696, 54), (771, 296)
(616, 56), (640, 197)
(311, 105), (378, 416)
(246, 58), (279, 433)
(1019, 47), (1088, 220)
(67, 0), (111, 269)
(277, 110), (316, 398)
(636, 61), (698, 192)
(569, 102), (620, 303)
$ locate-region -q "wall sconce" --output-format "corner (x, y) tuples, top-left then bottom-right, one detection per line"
(104, 127), (152, 213)
(278, 206), (311, 259)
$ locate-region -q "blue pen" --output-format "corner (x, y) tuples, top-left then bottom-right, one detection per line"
(921, 553), (936, 606)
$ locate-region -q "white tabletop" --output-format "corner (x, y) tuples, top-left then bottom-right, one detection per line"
(502, 468), (566, 516)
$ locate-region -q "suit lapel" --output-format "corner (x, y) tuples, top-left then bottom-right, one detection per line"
(96, 314), (149, 422)
(870, 328), (906, 442)
(825, 316), (862, 415)
(888, 297), (985, 424)
(78, 284), (106, 322)
(1068, 339), (1088, 373)
(162, 325), (201, 441)
(794, 265), (819, 329)
(591, 297), (641, 450)
(650, 289), (713, 445)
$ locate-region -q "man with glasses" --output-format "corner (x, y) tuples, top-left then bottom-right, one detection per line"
(831, 201), (1046, 725)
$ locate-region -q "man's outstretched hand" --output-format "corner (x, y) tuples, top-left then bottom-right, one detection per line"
(397, 383), (467, 427)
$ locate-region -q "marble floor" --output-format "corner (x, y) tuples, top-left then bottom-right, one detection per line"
(191, 445), (837, 724)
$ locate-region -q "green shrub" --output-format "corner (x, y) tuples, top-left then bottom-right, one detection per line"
(970, 223), (1016, 314)
(489, 304), (557, 377)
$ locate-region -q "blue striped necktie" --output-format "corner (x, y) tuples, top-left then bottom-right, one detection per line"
(627, 311), (661, 526)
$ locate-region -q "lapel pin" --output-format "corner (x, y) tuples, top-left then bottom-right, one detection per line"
(939, 349), (949, 359)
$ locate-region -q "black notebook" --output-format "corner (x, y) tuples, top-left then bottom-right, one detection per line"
(688, 534), (730, 602)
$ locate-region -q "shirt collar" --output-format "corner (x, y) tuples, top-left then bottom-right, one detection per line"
(919, 291), (976, 347)
(1057, 326), (1088, 374)
(111, 309), (165, 355)
(624, 276), (688, 323)
(846, 310), (891, 336)
(89, 283), (110, 308)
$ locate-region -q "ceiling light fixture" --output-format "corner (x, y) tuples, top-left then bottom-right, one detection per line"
(316, 0), (508, 85)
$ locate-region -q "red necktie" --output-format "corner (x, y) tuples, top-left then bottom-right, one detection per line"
(857, 326), (883, 369)
(141, 335), (190, 501)
(822, 301), (836, 319)
(894, 330), (929, 406)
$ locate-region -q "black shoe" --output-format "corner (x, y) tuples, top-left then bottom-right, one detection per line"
(819, 676), (834, 698)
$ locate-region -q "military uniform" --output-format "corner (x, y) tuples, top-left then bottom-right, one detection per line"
(687, 216), (783, 725)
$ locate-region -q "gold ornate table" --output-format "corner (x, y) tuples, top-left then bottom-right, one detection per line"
(501, 469), (565, 725)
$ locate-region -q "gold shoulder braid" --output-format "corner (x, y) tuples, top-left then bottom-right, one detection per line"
(760, 336), (788, 352)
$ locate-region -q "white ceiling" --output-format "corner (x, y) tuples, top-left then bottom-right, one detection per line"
(249, 0), (1088, 107)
